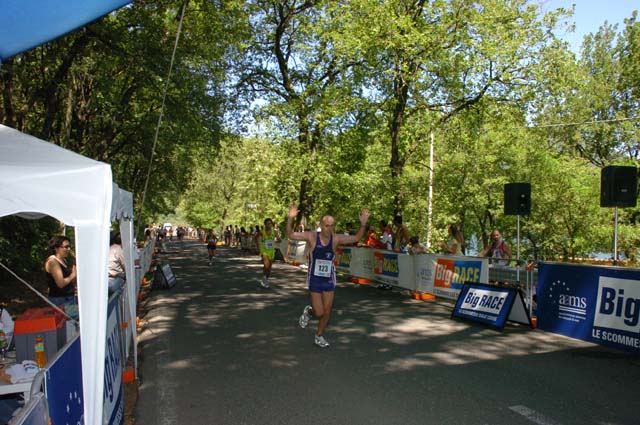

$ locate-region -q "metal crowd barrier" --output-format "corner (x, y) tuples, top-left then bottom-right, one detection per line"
(488, 262), (538, 315)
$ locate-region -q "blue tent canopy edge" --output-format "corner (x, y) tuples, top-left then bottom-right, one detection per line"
(0, 0), (132, 61)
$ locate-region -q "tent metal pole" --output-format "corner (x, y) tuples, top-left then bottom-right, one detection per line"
(516, 214), (521, 285)
(426, 130), (434, 249)
(613, 207), (619, 266)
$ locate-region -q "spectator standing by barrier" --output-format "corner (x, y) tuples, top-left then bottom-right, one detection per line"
(144, 228), (152, 245)
(480, 229), (512, 265)
(379, 220), (393, 250)
(287, 203), (369, 348)
(107, 231), (126, 294)
(234, 225), (241, 247)
(157, 227), (166, 252)
(255, 218), (279, 288)
(224, 226), (232, 246)
(239, 227), (249, 252)
(409, 236), (427, 254)
(252, 225), (261, 254)
(44, 235), (77, 308)
(343, 222), (358, 246)
(363, 225), (383, 248)
(439, 224), (464, 255)
(392, 215), (410, 253)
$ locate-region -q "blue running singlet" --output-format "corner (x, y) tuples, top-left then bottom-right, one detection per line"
(307, 232), (336, 293)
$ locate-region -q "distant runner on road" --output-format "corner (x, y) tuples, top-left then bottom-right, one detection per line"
(286, 203), (369, 348)
(206, 230), (218, 265)
(255, 218), (279, 288)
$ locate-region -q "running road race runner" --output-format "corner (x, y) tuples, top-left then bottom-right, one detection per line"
(286, 203), (369, 348)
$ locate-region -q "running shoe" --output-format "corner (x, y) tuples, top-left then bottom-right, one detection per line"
(314, 335), (329, 348)
(260, 276), (270, 289)
(299, 305), (311, 328)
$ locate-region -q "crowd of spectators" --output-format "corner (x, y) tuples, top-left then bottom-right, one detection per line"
(142, 218), (511, 264)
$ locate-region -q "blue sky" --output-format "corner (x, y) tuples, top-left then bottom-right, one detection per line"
(540, 0), (639, 51)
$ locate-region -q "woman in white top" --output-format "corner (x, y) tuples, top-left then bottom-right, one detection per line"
(439, 224), (464, 255)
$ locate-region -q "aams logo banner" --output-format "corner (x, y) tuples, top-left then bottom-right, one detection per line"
(538, 263), (640, 353)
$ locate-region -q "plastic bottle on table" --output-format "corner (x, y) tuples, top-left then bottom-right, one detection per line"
(34, 335), (46, 368)
(0, 330), (6, 361)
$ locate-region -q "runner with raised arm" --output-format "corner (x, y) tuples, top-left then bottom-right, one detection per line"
(286, 203), (369, 348)
(255, 218), (279, 288)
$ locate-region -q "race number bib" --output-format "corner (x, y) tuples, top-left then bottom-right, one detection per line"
(313, 259), (332, 277)
(264, 240), (274, 250)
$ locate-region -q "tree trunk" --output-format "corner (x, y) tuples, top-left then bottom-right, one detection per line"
(1, 58), (15, 127)
(389, 69), (409, 215)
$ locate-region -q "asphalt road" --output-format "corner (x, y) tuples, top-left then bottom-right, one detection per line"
(135, 239), (640, 425)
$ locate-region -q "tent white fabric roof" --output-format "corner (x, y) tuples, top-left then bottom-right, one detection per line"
(0, 124), (123, 425)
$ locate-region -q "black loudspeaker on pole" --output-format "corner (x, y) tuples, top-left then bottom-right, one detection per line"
(600, 166), (638, 266)
(504, 183), (531, 216)
(600, 165), (638, 208)
(503, 182), (531, 286)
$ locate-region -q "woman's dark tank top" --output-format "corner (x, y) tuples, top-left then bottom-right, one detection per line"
(47, 258), (74, 297)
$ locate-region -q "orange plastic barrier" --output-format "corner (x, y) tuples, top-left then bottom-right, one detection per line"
(122, 367), (135, 384)
(351, 277), (372, 284)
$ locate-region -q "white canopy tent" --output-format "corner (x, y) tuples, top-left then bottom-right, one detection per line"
(0, 124), (135, 424)
(111, 184), (139, 380)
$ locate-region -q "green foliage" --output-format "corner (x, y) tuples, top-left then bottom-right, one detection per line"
(179, 135), (292, 232)
(2, 0), (640, 268)
(0, 0), (243, 225)
(0, 216), (61, 279)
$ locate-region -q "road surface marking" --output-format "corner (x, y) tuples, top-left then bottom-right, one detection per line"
(509, 405), (563, 425)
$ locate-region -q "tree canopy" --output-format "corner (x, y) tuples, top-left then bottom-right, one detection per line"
(1, 1), (639, 264)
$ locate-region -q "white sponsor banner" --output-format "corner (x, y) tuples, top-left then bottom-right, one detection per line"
(415, 254), (437, 294)
(351, 247), (374, 280)
(460, 288), (509, 314)
(397, 253), (416, 291)
(284, 240), (307, 265)
(594, 276), (640, 333)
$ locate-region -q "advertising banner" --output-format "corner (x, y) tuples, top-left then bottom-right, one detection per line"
(334, 247), (352, 273)
(427, 256), (489, 300)
(103, 294), (124, 424)
(46, 337), (84, 425)
(160, 264), (177, 289)
(415, 254), (436, 294)
(350, 247), (374, 280)
(284, 240), (307, 266)
(372, 250), (400, 286)
(537, 262), (640, 353)
(397, 254), (416, 290)
(452, 282), (531, 329)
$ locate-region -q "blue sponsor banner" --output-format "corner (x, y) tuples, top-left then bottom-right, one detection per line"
(537, 262), (640, 353)
(336, 247), (352, 269)
(46, 294), (126, 425)
(46, 337), (84, 425)
(104, 293), (124, 424)
(373, 251), (399, 278)
(452, 283), (517, 329)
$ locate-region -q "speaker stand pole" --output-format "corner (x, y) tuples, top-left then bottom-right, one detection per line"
(516, 214), (521, 286)
(613, 207), (619, 266)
